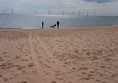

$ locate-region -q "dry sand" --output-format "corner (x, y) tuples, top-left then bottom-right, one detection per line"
(0, 26), (118, 83)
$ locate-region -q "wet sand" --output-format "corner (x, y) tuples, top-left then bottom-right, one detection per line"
(0, 26), (118, 83)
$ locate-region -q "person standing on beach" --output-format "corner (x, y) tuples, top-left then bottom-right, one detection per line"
(57, 21), (60, 28)
(42, 21), (44, 28)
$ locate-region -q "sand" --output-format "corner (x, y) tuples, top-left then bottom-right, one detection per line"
(0, 26), (118, 83)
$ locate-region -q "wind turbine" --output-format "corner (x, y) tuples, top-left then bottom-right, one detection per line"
(62, 11), (64, 15)
(72, 11), (74, 16)
(94, 12), (96, 16)
(87, 12), (89, 16)
(48, 10), (51, 15)
(79, 11), (81, 16)
(11, 9), (14, 14)
(35, 10), (37, 15)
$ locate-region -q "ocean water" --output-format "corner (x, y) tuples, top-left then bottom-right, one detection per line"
(0, 14), (118, 28)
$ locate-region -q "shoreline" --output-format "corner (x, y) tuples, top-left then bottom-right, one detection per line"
(0, 25), (118, 30)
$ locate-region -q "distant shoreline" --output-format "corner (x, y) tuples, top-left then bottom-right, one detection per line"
(0, 25), (118, 30)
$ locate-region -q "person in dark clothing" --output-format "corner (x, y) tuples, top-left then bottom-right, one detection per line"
(57, 21), (60, 28)
(42, 21), (44, 28)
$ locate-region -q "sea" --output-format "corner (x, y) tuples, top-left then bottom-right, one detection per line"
(0, 14), (118, 29)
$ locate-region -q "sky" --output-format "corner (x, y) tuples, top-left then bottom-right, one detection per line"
(0, 0), (118, 16)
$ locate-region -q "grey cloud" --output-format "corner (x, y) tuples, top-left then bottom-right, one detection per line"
(84, 0), (111, 3)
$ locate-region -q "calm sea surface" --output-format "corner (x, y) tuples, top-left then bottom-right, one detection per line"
(0, 14), (118, 28)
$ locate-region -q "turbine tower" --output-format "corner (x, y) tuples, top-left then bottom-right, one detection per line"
(3, 10), (5, 14)
(48, 10), (51, 15)
(62, 11), (64, 15)
(72, 11), (74, 16)
(79, 11), (81, 16)
(87, 12), (89, 16)
(94, 12), (96, 16)
(35, 10), (37, 15)
(11, 9), (14, 14)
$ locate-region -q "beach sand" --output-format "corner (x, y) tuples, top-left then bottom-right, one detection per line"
(0, 26), (118, 83)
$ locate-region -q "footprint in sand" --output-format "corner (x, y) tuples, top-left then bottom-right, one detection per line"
(100, 65), (106, 69)
(3, 78), (8, 82)
(81, 77), (91, 81)
(111, 74), (116, 78)
(2, 52), (7, 54)
(0, 57), (3, 62)
(27, 63), (35, 67)
(0, 74), (2, 78)
(96, 79), (101, 82)
(51, 80), (57, 83)
(17, 66), (26, 70)
(15, 56), (21, 59)
(87, 73), (93, 78)
(18, 81), (28, 83)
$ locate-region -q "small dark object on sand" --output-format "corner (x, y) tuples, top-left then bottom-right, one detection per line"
(50, 24), (56, 28)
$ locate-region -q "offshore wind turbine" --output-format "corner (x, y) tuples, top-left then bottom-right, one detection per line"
(79, 11), (81, 16)
(11, 9), (14, 14)
(3, 10), (5, 14)
(72, 11), (74, 16)
(94, 12), (96, 16)
(35, 10), (37, 15)
(87, 12), (89, 16)
(62, 11), (64, 15)
(48, 10), (51, 15)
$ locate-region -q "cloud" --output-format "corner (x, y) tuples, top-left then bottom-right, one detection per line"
(84, 0), (111, 3)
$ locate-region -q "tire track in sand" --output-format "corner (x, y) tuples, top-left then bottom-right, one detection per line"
(36, 35), (70, 83)
(29, 34), (46, 83)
